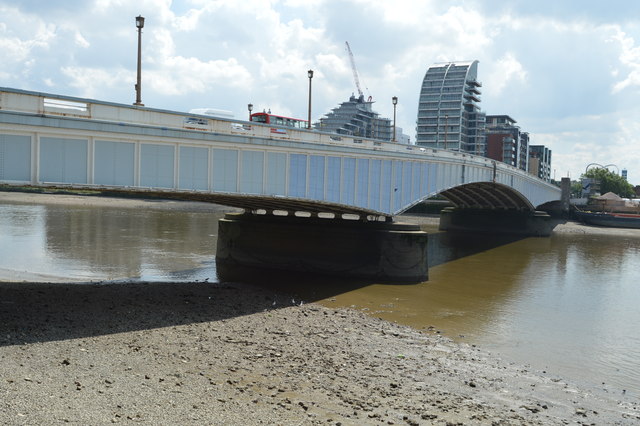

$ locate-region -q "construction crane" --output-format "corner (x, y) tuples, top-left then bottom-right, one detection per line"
(345, 41), (368, 101)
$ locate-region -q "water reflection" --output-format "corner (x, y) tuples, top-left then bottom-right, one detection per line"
(0, 200), (222, 282)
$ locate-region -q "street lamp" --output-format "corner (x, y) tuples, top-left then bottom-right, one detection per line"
(248, 103), (253, 121)
(134, 15), (145, 106)
(392, 96), (398, 142)
(307, 69), (313, 129)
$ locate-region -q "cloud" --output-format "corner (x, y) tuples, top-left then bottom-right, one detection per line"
(149, 56), (252, 95)
(0, 6), (57, 62)
(74, 31), (90, 48)
(609, 28), (640, 93)
(483, 53), (527, 96)
(60, 66), (132, 98)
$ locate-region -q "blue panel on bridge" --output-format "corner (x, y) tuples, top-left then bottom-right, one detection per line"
(40, 137), (87, 184)
(265, 152), (286, 196)
(402, 162), (411, 207)
(179, 146), (208, 191)
(429, 163), (438, 194)
(341, 157), (356, 205)
(381, 160), (392, 212)
(326, 156), (341, 203)
(370, 159), (381, 211)
(141, 143), (174, 189)
(289, 153), (307, 198)
(212, 148), (238, 192)
(240, 150), (265, 195)
(412, 163), (421, 202)
(309, 155), (325, 200)
(0, 134), (30, 182)
(95, 140), (135, 187)
(393, 161), (402, 212)
(356, 158), (369, 208)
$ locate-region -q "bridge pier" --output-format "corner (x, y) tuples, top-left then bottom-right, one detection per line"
(439, 207), (556, 237)
(215, 213), (429, 283)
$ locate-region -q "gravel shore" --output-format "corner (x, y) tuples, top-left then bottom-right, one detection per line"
(2, 281), (638, 425)
(1, 192), (639, 424)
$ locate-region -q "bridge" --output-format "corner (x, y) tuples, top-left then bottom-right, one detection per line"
(0, 87), (561, 282)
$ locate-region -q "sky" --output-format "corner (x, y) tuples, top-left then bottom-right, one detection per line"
(1, 0), (640, 185)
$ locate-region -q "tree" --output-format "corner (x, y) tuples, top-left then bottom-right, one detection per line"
(581, 168), (635, 198)
(570, 180), (584, 198)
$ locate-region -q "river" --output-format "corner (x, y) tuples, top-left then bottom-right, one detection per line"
(0, 192), (638, 398)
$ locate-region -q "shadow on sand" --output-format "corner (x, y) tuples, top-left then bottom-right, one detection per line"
(0, 231), (527, 347)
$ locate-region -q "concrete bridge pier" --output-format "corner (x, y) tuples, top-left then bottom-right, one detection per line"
(215, 213), (429, 283)
(439, 207), (556, 237)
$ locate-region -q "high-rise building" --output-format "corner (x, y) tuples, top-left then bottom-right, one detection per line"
(316, 94), (393, 141)
(416, 61), (485, 154)
(529, 145), (552, 182)
(485, 115), (529, 171)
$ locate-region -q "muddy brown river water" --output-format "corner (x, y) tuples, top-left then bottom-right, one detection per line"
(1, 192), (639, 399)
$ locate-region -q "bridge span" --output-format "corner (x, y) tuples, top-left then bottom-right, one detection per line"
(0, 87), (562, 282)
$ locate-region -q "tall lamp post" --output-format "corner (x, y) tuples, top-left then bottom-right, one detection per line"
(248, 103), (253, 121)
(392, 96), (398, 142)
(307, 69), (313, 129)
(134, 15), (145, 106)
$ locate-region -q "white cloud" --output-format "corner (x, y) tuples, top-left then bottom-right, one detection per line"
(609, 28), (640, 93)
(483, 53), (527, 96)
(74, 31), (90, 48)
(61, 66), (132, 98)
(149, 56), (251, 95)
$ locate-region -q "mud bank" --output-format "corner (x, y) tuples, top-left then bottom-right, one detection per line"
(0, 281), (638, 425)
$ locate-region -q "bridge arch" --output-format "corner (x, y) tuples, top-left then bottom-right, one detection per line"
(435, 182), (535, 211)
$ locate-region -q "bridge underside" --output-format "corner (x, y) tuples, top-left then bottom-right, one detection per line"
(438, 182), (535, 211)
(12, 185), (387, 219)
(8, 181), (539, 221)
(175, 192), (386, 219)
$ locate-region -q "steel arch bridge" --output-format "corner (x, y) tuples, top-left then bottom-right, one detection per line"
(0, 87), (560, 219)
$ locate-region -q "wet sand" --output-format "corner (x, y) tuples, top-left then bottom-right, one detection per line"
(1, 192), (639, 424)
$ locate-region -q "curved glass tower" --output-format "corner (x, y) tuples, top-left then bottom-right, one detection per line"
(416, 61), (485, 154)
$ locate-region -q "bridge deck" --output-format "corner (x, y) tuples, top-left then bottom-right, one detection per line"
(0, 87), (561, 217)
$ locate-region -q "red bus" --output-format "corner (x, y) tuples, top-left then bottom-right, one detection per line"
(250, 112), (308, 129)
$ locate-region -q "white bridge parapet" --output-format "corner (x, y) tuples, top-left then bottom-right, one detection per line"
(0, 87), (560, 217)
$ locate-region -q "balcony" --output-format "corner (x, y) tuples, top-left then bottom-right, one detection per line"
(464, 92), (481, 102)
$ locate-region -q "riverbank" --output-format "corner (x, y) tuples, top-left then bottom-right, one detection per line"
(1, 191), (639, 424)
(1, 281), (637, 425)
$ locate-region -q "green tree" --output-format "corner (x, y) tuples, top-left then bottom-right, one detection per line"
(582, 168), (635, 198)
(570, 180), (583, 197)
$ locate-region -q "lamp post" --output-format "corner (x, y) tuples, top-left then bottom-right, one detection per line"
(392, 96), (398, 142)
(307, 69), (313, 129)
(248, 103), (253, 121)
(134, 15), (145, 106)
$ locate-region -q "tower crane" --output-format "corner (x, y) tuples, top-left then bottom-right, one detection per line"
(345, 41), (370, 101)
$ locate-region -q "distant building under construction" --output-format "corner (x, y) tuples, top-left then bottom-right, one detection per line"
(315, 94), (394, 141)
